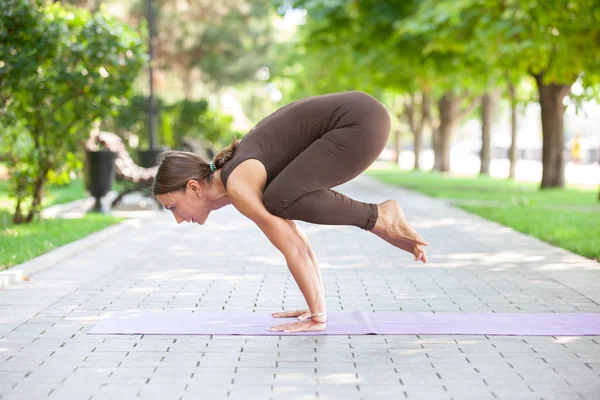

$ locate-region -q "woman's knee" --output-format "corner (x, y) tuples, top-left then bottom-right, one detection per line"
(262, 190), (291, 219)
(349, 92), (391, 139)
(370, 100), (391, 137)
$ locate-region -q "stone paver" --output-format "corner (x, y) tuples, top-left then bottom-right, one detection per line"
(1, 175), (599, 400)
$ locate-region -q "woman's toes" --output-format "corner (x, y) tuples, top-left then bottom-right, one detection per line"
(416, 235), (428, 246)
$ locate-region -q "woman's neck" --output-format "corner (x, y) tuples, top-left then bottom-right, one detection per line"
(208, 170), (231, 210)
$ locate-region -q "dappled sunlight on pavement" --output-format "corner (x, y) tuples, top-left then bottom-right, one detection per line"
(0, 175), (598, 399)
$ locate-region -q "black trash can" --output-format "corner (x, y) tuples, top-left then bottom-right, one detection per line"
(85, 150), (117, 213)
(138, 148), (164, 168)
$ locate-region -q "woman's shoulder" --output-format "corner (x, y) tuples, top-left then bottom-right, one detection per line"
(225, 158), (268, 195)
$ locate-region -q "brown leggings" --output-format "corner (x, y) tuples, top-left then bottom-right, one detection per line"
(262, 98), (390, 231)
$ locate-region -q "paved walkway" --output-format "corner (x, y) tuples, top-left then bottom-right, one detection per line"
(1, 175), (599, 400)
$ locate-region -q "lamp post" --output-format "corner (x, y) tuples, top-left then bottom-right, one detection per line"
(140, 0), (161, 167)
(147, 0), (157, 151)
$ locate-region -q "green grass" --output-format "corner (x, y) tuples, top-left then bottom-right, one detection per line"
(367, 168), (597, 207)
(461, 206), (599, 260)
(0, 179), (124, 271)
(366, 166), (600, 260)
(1, 213), (123, 269)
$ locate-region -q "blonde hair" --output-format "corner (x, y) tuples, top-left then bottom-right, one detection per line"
(152, 138), (240, 196)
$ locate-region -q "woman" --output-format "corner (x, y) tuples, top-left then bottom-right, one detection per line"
(152, 91), (428, 333)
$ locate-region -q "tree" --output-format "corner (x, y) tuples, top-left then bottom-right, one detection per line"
(0, 1), (145, 223)
(62, 0), (100, 12)
(273, 0), (423, 166)
(103, 96), (236, 152)
(479, 91), (497, 175)
(127, 0), (276, 99)
(277, 0), (486, 172)
(507, 80), (518, 179)
(403, 92), (432, 170)
(404, 0), (600, 188)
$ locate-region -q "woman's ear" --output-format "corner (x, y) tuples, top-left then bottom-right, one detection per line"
(187, 180), (203, 196)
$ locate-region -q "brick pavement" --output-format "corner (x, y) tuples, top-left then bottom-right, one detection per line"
(1, 175), (599, 400)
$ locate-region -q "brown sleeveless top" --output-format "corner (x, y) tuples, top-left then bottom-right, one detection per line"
(220, 91), (368, 191)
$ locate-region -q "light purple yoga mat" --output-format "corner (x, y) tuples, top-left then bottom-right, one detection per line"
(87, 311), (600, 336)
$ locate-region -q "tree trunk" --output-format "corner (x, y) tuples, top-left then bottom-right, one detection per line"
(414, 126), (422, 170)
(12, 197), (24, 224)
(395, 127), (401, 166)
(415, 93), (431, 171)
(508, 82), (518, 179)
(403, 92), (432, 171)
(11, 168), (28, 224)
(479, 92), (494, 175)
(533, 73), (571, 189)
(25, 171), (47, 223)
(436, 92), (462, 172)
(438, 118), (458, 172)
(431, 125), (440, 170)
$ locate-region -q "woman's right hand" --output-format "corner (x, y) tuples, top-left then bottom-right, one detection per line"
(271, 309), (311, 321)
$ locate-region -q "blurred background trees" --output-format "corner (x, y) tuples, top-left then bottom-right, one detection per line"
(2, 0), (599, 224)
(275, 0), (599, 189)
(0, 0), (145, 222)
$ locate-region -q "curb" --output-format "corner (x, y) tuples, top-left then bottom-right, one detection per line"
(0, 219), (135, 289)
(41, 191), (119, 219)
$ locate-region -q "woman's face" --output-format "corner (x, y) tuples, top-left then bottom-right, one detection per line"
(156, 181), (211, 225)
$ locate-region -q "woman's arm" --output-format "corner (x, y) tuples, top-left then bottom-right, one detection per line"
(228, 185), (327, 325)
(288, 220), (325, 297)
(271, 221), (326, 322)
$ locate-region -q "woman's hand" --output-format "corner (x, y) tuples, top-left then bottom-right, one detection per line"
(268, 319), (326, 333)
(271, 309), (311, 321)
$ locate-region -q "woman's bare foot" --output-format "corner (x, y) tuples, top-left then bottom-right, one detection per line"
(371, 200), (429, 263)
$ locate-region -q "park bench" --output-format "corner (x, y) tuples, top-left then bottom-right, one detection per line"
(84, 131), (160, 207)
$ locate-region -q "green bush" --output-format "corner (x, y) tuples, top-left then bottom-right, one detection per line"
(0, 0), (145, 224)
(102, 96), (237, 154)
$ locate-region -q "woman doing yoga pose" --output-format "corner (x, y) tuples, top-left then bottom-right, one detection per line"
(152, 91), (428, 333)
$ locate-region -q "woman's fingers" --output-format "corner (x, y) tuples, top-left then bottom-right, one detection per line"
(271, 309), (309, 318)
(414, 249), (428, 264)
(268, 323), (290, 332)
(297, 311), (311, 321)
(268, 320), (326, 333)
(415, 236), (429, 246)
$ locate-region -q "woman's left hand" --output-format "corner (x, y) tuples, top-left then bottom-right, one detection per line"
(268, 319), (326, 333)
(271, 309), (311, 320)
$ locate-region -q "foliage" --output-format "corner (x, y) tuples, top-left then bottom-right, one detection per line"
(196, 1), (274, 88)
(197, 108), (237, 153)
(402, 0), (600, 98)
(102, 95), (235, 152)
(0, 0), (145, 223)
(102, 94), (169, 148)
(127, 0), (276, 97)
(274, 0), (477, 97)
(271, 0), (391, 102)
(171, 99), (210, 140)
(277, 0), (600, 181)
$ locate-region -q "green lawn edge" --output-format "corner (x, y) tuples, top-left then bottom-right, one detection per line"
(1, 179), (125, 271)
(365, 167), (599, 261)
